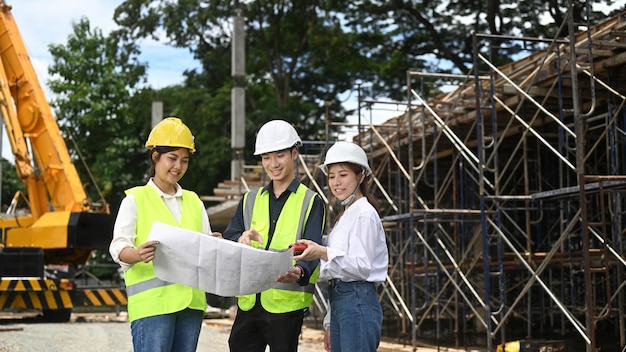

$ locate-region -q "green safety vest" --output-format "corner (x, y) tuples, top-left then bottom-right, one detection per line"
(238, 185), (319, 313)
(123, 185), (207, 322)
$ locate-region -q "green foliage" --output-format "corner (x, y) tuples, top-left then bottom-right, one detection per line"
(112, 0), (360, 148)
(0, 158), (24, 209)
(106, 0), (622, 184)
(46, 15), (233, 206)
(47, 18), (148, 207)
(329, 0), (621, 98)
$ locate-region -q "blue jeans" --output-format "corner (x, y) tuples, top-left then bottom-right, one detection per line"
(130, 308), (204, 352)
(328, 281), (382, 352)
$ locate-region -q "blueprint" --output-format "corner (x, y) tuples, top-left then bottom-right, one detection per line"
(148, 221), (294, 296)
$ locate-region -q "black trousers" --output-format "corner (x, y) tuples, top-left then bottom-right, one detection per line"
(228, 302), (305, 352)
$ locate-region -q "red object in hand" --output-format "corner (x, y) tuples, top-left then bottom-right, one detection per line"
(289, 243), (307, 254)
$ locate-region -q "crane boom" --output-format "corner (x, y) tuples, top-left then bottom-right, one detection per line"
(0, 2), (94, 217)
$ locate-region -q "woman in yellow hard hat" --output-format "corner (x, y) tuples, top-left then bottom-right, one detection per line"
(109, 117), (216, 352)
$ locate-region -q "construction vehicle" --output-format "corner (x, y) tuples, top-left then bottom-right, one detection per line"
(0, 2), (122, 321)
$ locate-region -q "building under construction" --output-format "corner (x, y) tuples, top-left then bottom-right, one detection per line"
(342, 6), (626, 352)
(211, 5), (626, 352)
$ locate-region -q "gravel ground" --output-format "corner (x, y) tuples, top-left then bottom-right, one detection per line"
(0, 312), (325, 352)
(0, 312), (482, 352)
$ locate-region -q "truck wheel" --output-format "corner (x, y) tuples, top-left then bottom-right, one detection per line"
(42, 308), (72, 322)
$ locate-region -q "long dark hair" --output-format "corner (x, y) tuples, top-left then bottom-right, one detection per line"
(147, 146), (185, 180)
(327, 162), (379, 225)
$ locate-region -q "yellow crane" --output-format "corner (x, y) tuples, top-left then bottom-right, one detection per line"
(0, 2), (123, 321)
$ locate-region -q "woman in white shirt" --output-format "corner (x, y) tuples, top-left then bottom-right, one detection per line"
(294, 141), (388, 352)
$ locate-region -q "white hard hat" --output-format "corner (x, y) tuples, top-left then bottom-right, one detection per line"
(254, 120), (303, 155)
(319, 141), (372, 176)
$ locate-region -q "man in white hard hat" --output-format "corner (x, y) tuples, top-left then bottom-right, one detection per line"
(223, 120), (326, 352)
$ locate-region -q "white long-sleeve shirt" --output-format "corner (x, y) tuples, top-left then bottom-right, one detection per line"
(319, 197), (388, 284)
(109, 179), (212, 272)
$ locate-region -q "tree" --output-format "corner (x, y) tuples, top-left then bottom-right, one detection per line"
(47, 18), (149, 207)
(46, 18), (153, 281)
(47, 15), (233, 204)
(112, 0), (375, 146)
(339, 0), (621, 99)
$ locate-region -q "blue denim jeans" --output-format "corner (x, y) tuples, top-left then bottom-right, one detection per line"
(328, 281), (382, 352)
(130, 308), (204, 352)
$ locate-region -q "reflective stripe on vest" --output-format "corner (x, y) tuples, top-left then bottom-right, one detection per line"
(238, 185), (318, 313)
(126, 277), (174, 296)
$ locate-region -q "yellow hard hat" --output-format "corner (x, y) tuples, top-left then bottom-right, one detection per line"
(145, 117), (196, 153)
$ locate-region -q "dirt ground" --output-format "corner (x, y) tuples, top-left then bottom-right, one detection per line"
(0, 310), (486, 352)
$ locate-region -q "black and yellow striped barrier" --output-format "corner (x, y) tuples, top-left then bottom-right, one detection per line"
(73, 287), (127, 307)
(0, 278), (127, 310)
(0, 278), (73, 310)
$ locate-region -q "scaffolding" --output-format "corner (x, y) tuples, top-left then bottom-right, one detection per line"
(341, 4), (626, 352)
(212, 4), (626, 350)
